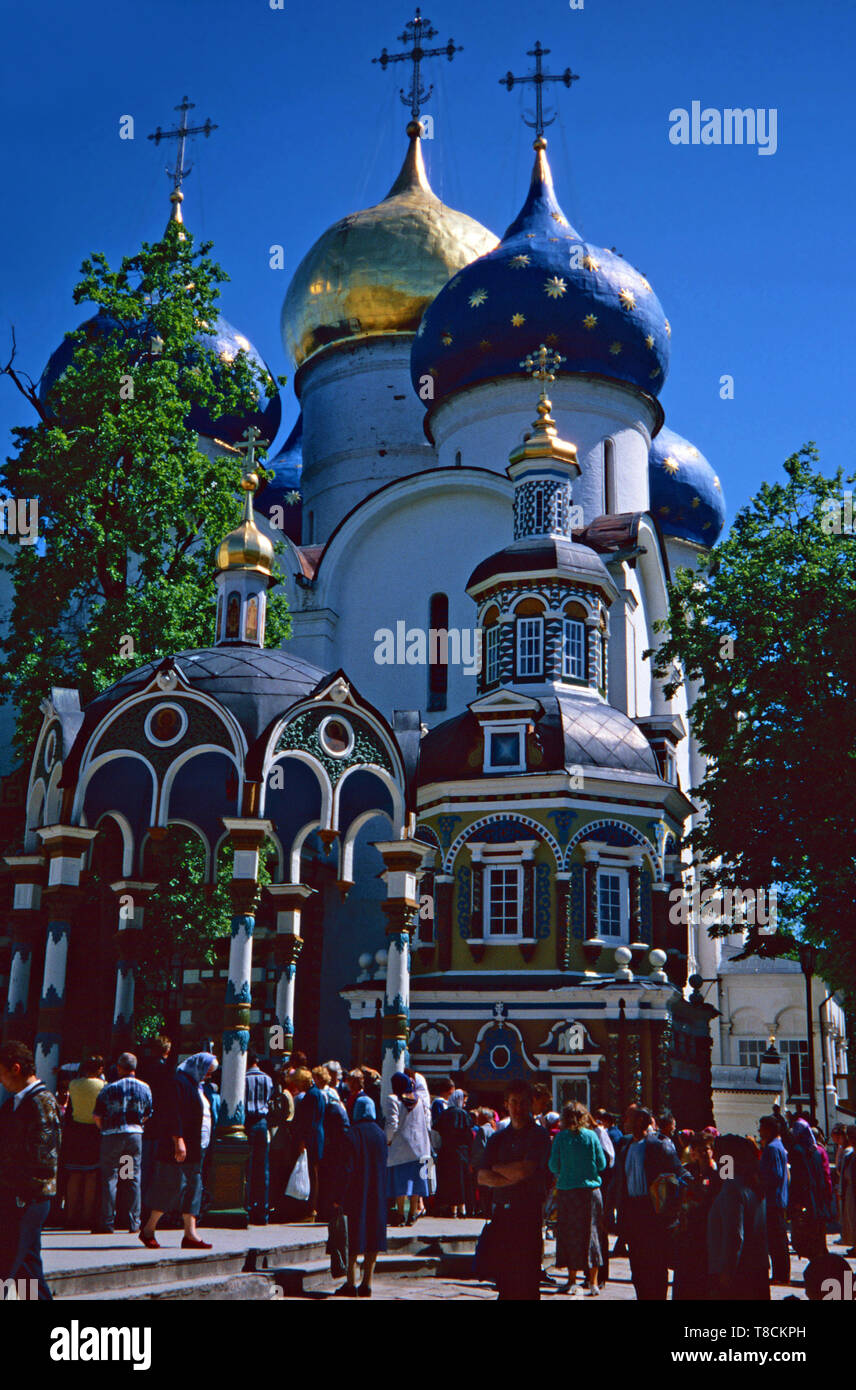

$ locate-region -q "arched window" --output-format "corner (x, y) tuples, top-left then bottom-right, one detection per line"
(562, 618), (586, 681)
(225, 593), (241, 639)
(515, 598), (544, 679)
(482, 605), (500, 690)
(428, 592), (449, 711)
(604, 438), (616, 514)
(246, 595), (259, 642)
(455, 450), (462, 467)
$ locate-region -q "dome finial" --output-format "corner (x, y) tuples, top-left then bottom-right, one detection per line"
(147, 95), (218, 231)
(215, 427), (274, 577)
(498, 40), (580, 139)
(372, 9), (462, 125)
(508, 344), (578, 471)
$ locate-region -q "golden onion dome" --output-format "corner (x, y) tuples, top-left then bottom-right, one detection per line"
(215, 472), (275, 577)
(281, 121), (498, 371)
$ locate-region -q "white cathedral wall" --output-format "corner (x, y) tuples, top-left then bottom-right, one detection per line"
(427, 376), (658, 524)
(282, 470), (511, 727)
(296, 339), (437, 545)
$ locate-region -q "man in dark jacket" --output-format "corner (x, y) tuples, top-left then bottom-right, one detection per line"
(613, 1106), (682, 1299)
(0, 1041), (61, 1300)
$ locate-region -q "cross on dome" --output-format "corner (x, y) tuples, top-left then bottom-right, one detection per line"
(372, 8), (462, 122)
(147, 96), (218, 223)
(499, 40), (579, 140)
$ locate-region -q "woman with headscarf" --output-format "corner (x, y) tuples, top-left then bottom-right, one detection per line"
(385, 1072), (432, 1226)
(318, 1085), (350, 1222)
(140, 1052), (218, 1250)
(435, 1088), (473, 1218)
(333, 1096), (388, 1297)
(788, 1117), (833, 1261)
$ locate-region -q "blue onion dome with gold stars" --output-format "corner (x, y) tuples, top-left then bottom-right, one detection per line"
(255, 413), (303, 543)
(39, 309), (281, 447)
(648, 426), (726, 547)
(410, 136), (670, 404)
(281, 122), (498, 373)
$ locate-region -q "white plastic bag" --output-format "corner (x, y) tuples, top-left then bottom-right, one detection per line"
(285, 1150), (311, 1202)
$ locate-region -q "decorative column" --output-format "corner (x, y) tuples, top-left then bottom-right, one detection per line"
(109, 881), (157, 1055)
(265, 883), (315, 1064)
(208, 816), (273, 1228)
(627, 851), (647, 969)
(2, 854), (46, 1042)
(555, 873), (571, 971)
(373, 839), (430, 1111)
(33, 827), (98, 1085)
(581, 845), (605, 973)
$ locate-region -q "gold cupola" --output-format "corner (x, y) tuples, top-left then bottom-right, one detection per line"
(214, 471), (274, 647)
(215, 472), (274, 577)
(281, 121), (498, 372)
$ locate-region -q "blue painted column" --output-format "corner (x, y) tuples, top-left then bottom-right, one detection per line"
(33, 828), (98, 1085)
(208, 817), (273, 1228)
(265, 883), (315, 1065)
(374, 840), (432, 1115)
(2, 854), (45, 1042)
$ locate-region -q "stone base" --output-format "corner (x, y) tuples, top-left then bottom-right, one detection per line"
(205, 1131), (249, 1229)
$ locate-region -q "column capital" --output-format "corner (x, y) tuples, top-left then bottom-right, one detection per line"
(264, 883), (316, 908)
(222, 818), (275, 851)
(110, 879), (158, 898)
(4, 853), (46, 882)
(371, 838), (435, 873)
(36, 826), (99, 856)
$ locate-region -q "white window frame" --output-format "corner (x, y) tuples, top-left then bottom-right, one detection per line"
(516, 616), (544, 678)
(562, 617), (586, 681)
(484, 625), (501, 686)
(484, 863), (524, 940)
(596, 866), (629, 941)
(484, 723), (526, 774)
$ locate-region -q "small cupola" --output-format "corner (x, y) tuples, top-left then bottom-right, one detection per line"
(214, 430), (275, 647)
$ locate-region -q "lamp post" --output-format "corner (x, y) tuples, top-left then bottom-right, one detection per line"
(797, 942), (818, 1123)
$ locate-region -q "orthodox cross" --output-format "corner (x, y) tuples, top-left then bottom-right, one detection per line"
(372, 9), (462, 121)
(499, 41), (579, 138)
(147, 96), (218, 195)
(521, 344), (566, 386)
(236, 425), (269, 474)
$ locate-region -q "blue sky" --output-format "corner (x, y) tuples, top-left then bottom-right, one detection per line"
(1, 0), (851, 524)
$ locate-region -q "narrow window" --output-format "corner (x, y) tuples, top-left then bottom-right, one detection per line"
(226, 593), (241, 639)
(428, 592), (449, 711)
(455, 450), (462, 467)
(484, 624), (500, 687)
(534, 487), (545, 533)
(562, 618), (586, 681)
(486, 865), (522, 937)
(246, 595), (259, 642)
(604, 438), (616, 514)
(516, 616), (544, 678)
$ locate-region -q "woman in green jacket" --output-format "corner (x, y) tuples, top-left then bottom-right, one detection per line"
(548, 1101), (607, 1295)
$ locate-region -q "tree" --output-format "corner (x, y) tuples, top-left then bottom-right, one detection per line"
(0, 217), (289, 762)
(649, 444), (856, 1002)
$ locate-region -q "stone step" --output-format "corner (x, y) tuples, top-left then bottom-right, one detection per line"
(48, 1239), (327, 1300)
(63, 1274), (277, 1302)
(272, 1252), (443, 1297)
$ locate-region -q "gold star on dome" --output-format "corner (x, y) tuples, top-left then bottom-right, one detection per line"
(510, 254), (531, 269)
(639, 277), (653, 293)
(285, 490), (301, 505)
(583, 314), (598, 330)
(545, 276), (567, 299)
(441, 332), (453, 346)
(658, 506), (670, 516)
(688, 446), (700, 458)
(649, 366), (661, 379)
(551, 211), (568, 226)
(545, 333), (559, 346)
(619, 288), (636, 310)
(714, 477), (722, 490)
(524, 233), (536, 239)
(469, 289), (488, 308)
(645, 334), (655, 349)
(511, 312), (525, 327)
(662, 456), (679, 474)
(479, 339), (493, 352)
(664, 319), (672, 337)
(609, 341), (623, 355)
(691, 497), (701, 508)
(548, 237), (561, 243)
(582, 254), (600, 272)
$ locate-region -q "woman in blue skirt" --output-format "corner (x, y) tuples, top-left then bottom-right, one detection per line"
(385, 1072), (431, 1225)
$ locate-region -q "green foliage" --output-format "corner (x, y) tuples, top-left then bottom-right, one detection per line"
(649, 445), (856, 1000)
(1, 220), (289, 761)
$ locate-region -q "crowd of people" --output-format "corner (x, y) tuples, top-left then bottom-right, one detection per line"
(1, 1032), (855, 1302)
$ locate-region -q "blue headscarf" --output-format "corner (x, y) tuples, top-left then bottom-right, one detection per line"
(353, 1095), (376, 1122)
(178, 1052), (218, 1087)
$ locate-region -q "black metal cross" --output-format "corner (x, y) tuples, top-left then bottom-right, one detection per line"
(499, 41), (579, 138)
(147, 96), (218, 194)
(372, 8), (461, 121)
